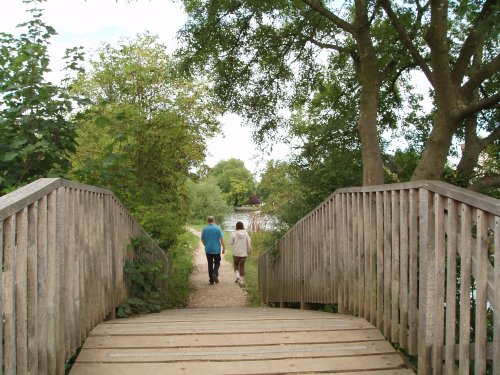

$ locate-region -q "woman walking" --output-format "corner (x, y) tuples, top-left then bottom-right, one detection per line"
(231, 221), (252, 286)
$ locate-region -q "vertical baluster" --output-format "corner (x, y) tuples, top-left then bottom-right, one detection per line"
(399, 190), (409, 349)
(474, 211), (488, 375)
(376, 191), (384, 331)
(391, 191), (400, 341)
(37, 196), (48, 374)
(27, 202), (39, 375)
(408, 189), (418, 355)
(16, 208), (28, 373)
(493, 216), (500, 375)
(4, 215), (16, 374)
(444, 199), (458, 374)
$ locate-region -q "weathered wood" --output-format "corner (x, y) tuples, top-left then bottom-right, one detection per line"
(494, 216), (500, 375)
(73, 308), (410, 375)
(408, 189), (418, 356)
(376, 191), (384, 332)
(399, 190), (409, 349)
(458, 204), (472, 374)
(0, 219), (3, 373)
(4, 215), (16, 375)
(432, 194), (445, 374)
(16, 208), (29, 374)
(37, 196), (48, 374)
(46, 191), (58, 375)
(27, 202), (39, 375)
(474, 210), (488, 375)
(391, 191), (400, 341)
(418, 188), (434, 374)
(444, 199), (458, 374)
(383, 191), (392, 337)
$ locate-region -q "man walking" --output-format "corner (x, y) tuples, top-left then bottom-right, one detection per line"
(201, 216), (225, 284)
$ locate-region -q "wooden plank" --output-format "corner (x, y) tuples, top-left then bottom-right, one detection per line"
(399, 190), (409, 349)
(376, 191), (384, 331)
(71, 353), (406, 375)
(77, 341), (395, 362)
(370, 192), (377, 325)
(336, 194), (344, 313)
(433, 194), (445, 374)
(418, 188), (434, 374)
(408, 189), (418, 355)
(458, 204), (472, 374)
(27, 202), (39, 375)
(46, 191), (58, 374)
(474, 210), (488, 375)
(383, 191), (392, 337)
(83, 329), (387, 348)
(494, 216), (500, 375)
(3, 215), (16, 375)
(56, 187), (66, 374)
(0, 219), (3, 373)
(444, 199), (458, 374)
(15, 207), (28, 374)
(391, 191), (400, 341)
(363, 192), (370, 320)
(351, 193), (358, 314)
(37, 196), (48, 374)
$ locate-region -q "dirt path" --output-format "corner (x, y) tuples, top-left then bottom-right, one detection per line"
(187, 228), (249, 308)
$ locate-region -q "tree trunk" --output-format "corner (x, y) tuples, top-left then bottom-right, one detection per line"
(355, 19), (385, 186)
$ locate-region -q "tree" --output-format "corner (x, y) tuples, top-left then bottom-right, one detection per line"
(381, 0), (500, 182)
(208, 158), (256, 206)
(178, 0), (422, 186)
(0, 1), (84, 194)
(70, 33), (221, 245)
(186, 177), (231, 223)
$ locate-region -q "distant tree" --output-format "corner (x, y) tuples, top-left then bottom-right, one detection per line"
(208, 158), (256, 206)
(0, 1), (84, 194)
(186, 177), (231, 224)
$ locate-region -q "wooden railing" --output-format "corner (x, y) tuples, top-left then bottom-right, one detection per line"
(259, 180), (500, 374)
(0, 178), (168, 375)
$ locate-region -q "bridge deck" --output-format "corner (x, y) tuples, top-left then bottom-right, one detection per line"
(70, 307), (414, 375)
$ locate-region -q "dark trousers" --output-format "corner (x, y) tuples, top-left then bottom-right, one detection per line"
(206, 253), (221, 280)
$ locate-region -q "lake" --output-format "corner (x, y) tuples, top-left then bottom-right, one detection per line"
(222, 210), (277, 232)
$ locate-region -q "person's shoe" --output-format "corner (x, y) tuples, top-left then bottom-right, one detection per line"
(209, 277), (214, 285)
(238, 277), (245, 287)
(234, 277), (239, 283)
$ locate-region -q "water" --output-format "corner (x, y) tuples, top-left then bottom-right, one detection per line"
(222, 210), (276, 232)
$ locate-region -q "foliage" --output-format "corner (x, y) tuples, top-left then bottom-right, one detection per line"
(162, 230), (198, 309)
(69, 33), (221, 245)
(117, 237), (168, 317)
(186, 176), (231, 224)
(208, 158), (256, 206)
(0, 1), (84, 194)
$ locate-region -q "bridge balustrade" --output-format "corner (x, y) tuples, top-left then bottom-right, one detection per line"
(259, 180), (500, 374)
(0, 178), (168, 375)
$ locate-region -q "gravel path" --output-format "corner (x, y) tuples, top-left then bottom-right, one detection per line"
(187, 228), (249, 308)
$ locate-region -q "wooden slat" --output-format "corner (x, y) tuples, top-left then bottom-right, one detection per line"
(16, 208), (28, 374)
(474, 210), (488, 375)
(0, 219), (3, 372)
(433, 194), (445, 374)
(37, 196), (48, 374)
(494, 216), (500, 375)
(444, 199), (458, 374)
(399, 190), (409, 349)
(418, 188), (434, 374)
(352, 194), (359, 314)
(408, 189), (418, 355)
(391, 191), (400, 341)
(458, 204), (472, 374)
(27, 202), (39, 375)
(363, 192), (370, 321)
(376, 191), (384, 331)
(56, 187), (66, 374)
(383, 191), (392, 337)
(46, 191), (58, 374)
(369, 192), (377, 325)
(3, 215), (16, 374)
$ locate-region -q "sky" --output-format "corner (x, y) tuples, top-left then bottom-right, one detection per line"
(1, 0), (293, 176)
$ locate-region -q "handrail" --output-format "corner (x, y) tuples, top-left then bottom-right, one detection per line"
(0, 178), (169, 375)
(259, 180), (499, 374)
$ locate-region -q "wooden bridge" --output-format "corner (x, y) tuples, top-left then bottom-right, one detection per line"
(0, 178), (499, 374)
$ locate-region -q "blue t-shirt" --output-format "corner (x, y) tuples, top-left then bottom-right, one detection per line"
(201, 224), (224, 254)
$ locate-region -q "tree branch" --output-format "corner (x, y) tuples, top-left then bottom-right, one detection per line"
(451, 0), (497, 85)
(380, 0), (434, 85)
(461, 53), (500, 95)
(300, 0), (354, 34)
(453, 91), (500, 121)
(308, 38), (347, 53)
(468, 174), (500, 192)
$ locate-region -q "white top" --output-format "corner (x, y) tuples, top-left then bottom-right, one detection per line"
(231, 230), (252, 257)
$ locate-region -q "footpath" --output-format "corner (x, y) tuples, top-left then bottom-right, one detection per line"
(186, 228), (249, 308)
